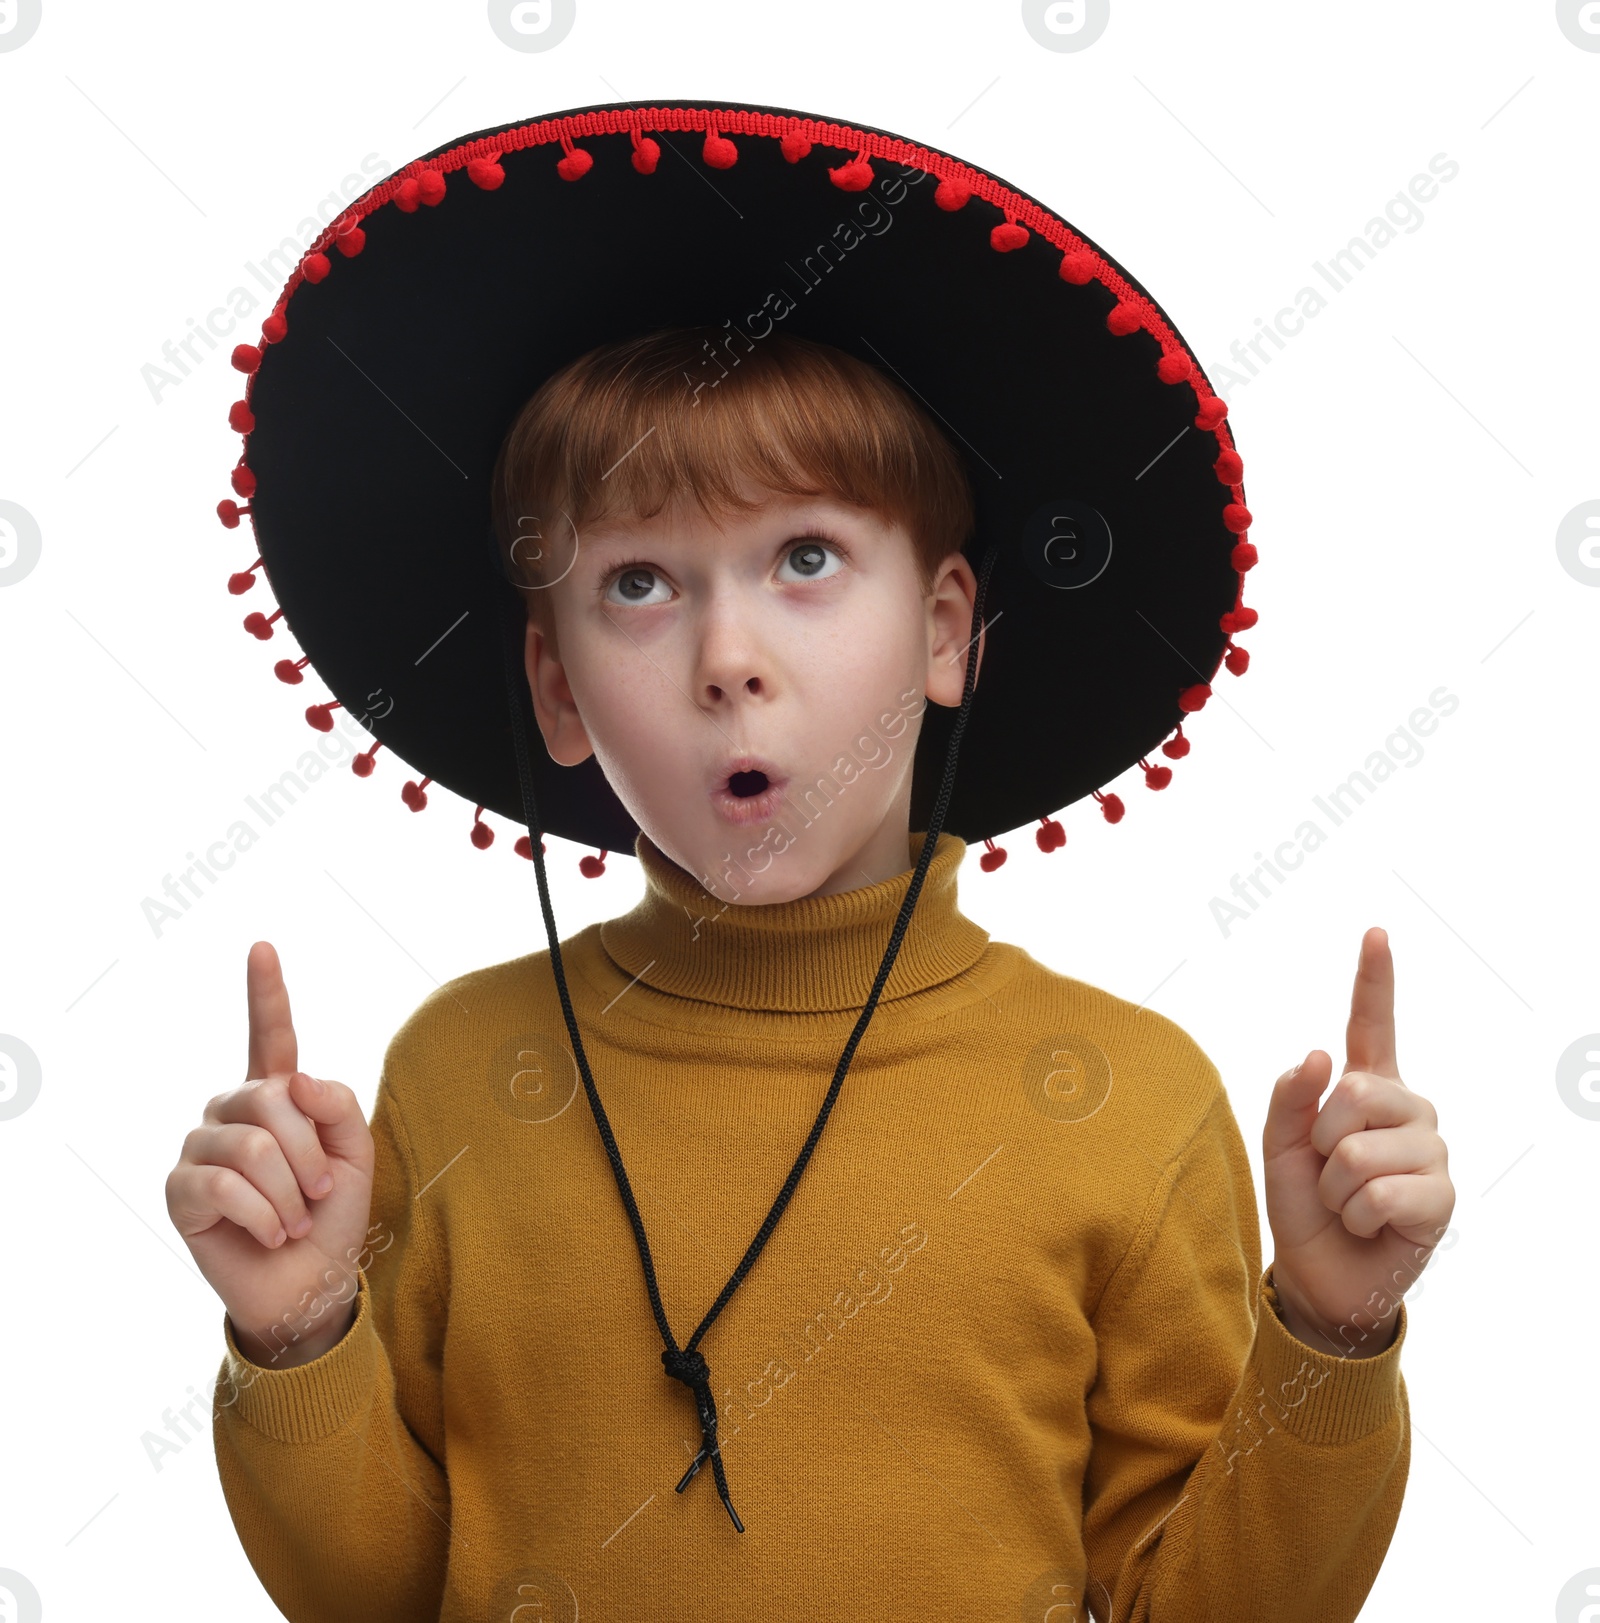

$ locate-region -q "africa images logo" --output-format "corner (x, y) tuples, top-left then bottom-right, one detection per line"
(0, 0), (42, 51)
(487, 0), (576, 52)
(1021, 0), (1110, 52)
(0, 500), (42, 587)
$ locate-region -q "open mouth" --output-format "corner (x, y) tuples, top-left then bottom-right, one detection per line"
(710, 758), (790, 827)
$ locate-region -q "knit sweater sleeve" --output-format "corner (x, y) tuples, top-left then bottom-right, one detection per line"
(210, 1073), (450, 1623)
(1081, 1067), (1411, 1623)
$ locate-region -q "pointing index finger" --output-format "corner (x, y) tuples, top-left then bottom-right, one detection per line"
(1344, 926), (1399, 1081)
(246, 940), (299, 1081)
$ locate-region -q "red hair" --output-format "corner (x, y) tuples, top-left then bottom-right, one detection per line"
(490, 325), (975, 636)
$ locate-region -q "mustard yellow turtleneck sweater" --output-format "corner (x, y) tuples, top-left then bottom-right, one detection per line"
(213, 831), (1409, 1622)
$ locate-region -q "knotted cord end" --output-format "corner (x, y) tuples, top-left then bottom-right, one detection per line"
(662, 1346), (745, 1532)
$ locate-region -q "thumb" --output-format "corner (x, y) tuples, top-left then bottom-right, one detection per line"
(1261, 1049), (1332, 1162)
(288, 1071), (371, 1163)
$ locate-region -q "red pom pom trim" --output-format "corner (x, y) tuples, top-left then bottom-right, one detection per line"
(230, 463), (256, 498)
(1035, 816), (1066, 853)
(990, 219), (1030, 253)
(579, 850), (608, 878)
(513, 834), (548, 860)
(227, 558), (264, 594)
(556, 135), (593, 181)
(1178, 683), (1211, 713)
(1140, 758), (1173, 791)
(471, 806), (495, 848)
(352, 741), (383, 777)
(1161, 724), (1191, 760)
(396, 169), (447, 211)
(828, 150), (874, 191)
(401, 778), (431, 812)
(1214, 449), (1244, 485)
(243, 608), (282, 640)
(228, 399), (255, 434)
(979, 837), (1007, 872)
(302, 252), (331, 283)
(305, 701), (340, 732)
(780, 132), (812, 163)
(260, 311), (288, 345)
(275, 655), (309, 685)
(1194, 396), (1228, 431)
(230, 344), (262, 375)
(468, 152), (505, 190)
(1106, 303), (1142, 337)
(630, 128), (660, 174)
(934, 176), (971, 211)
(1093, 790), (1125, 824)
(1059, 251), (1096, 285)
(702, 126), (738, 169)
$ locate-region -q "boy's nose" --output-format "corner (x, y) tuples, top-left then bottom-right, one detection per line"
(693, 609), (772, 707)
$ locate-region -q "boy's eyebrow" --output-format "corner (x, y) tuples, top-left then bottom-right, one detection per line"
(747, 500), (883, 541)
(576, 501), (871, 562)
(567, 520), (664, 568)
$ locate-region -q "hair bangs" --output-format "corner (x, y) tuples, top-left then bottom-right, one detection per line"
(491, 326), (975, 615)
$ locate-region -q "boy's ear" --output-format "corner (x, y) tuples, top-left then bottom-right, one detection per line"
(522, 606), (595, 767)
(924, 551), (984, 709)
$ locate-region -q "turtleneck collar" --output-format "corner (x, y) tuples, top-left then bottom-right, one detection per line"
(597, 829), (991, 1014)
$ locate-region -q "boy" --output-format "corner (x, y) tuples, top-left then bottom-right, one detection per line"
(170, 103), (1453, 1622)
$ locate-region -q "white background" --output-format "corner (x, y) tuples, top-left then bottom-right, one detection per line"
(1, 2), (1594, 1618)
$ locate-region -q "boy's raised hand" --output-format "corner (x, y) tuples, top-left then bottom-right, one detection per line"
(1261, 927), (1454, 1357)
(165, 941), (376, 1369)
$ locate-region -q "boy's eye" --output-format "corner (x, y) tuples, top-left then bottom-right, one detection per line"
(777, 539), (845, 582)
(604, 565), (672, 607)
(601, 539), (845, 606)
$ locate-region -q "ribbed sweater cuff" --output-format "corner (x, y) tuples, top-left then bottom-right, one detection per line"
(218, 1270), (376, 1443)
(1249, 1265), (1406, 1446)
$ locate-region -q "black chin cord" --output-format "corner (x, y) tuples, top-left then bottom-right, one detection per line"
(488, 534), (999, 1533)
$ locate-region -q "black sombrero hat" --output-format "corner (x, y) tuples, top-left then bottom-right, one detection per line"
(216, 98), (1258, 1533)
(222, 96), (1257, 877)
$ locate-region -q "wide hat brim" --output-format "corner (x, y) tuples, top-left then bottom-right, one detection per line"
(226, 98), (1257, 861)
